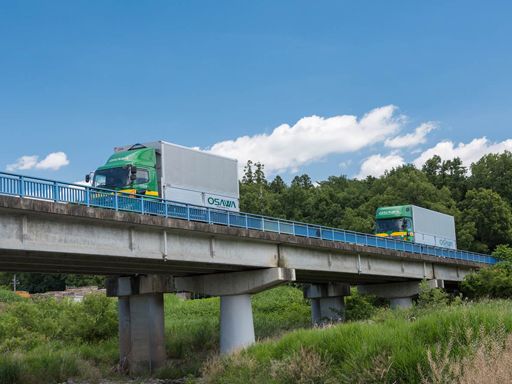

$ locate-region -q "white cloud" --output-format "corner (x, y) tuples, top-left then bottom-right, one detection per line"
(384, 122), (436, 149)
(207, 105), (404, 175)
(35, 152), (69, 170)
(413, 137), (512, 168)
(6, 155), (39, 172)
(6, 152), (70, 172)
(356, 154), (405, 179)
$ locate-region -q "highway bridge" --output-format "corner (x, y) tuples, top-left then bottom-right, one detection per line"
(0, 172), (495, 373)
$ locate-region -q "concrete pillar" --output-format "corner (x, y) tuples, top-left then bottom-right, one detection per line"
(390, 297), (413, 309)
(220, 294), (255, 355)
(128, 293), (166, 373)
(304, 283), (350, 326)
(174, 268), (296, 355)
(118, 296), (131, 370)
(106, 275), (174, 374)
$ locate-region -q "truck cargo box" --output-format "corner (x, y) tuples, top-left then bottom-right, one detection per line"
(411, 205), (457, 249)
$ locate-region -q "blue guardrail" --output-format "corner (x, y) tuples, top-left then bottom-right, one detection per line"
(0, 171), (497, 265)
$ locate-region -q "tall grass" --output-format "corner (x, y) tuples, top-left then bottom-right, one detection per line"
(0, 285), (311, 383)
(202, 300), (512, 384)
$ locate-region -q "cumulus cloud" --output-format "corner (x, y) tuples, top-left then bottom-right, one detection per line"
(384, 122), (436, 148)
(6, 152), (70, 172)
(6, 155), (39, 171)
(207, 105), (404, 175)
(413, 137), (512, 168)
(356, 154), (405, 179)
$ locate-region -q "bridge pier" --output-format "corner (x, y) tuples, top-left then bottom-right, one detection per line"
(175, 267), (295, 354)
(107, 275), (174, 374)
(304, 283), (351, 325)
(219, 294), (255, 354)
(389, 297), (413, 309)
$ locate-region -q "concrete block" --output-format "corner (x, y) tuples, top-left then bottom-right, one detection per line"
(175, 267), (295, 296)
(304, 282), (350, 299)
(107, 274), (174, 297)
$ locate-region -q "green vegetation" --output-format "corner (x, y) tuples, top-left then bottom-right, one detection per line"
(202, 301), (512, 384)
(0, 285), (312, 383)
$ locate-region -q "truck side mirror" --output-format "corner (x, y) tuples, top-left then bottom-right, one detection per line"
(130, 166), (137, 182)
(85, 174), (90, 183)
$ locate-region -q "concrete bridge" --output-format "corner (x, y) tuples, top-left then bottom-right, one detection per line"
(0, 194), (488, 373)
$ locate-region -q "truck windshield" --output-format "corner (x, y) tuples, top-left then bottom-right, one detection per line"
(93, 167), (129, 189)
(375, 218), (406, 233)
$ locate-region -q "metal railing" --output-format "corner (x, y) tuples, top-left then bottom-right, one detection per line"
(0, 171), (497, 265)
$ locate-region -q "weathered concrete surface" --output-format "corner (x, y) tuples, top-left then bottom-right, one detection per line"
(118, 293), (166, 374)
(357, 279), (443, 298)
(175, 267), (296, 296)
(305, 283), (350, 324)
(0, 195), (483, 283)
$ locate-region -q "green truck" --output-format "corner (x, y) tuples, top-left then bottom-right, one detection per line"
(86, 141), (240, 211)
(375, 205), (457, 249)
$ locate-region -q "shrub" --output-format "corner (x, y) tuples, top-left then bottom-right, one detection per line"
(492, 244), (512, 261)
(461, 261), (512, 299)
(416, 280), (449, 308)
(345, 289), (378, 321)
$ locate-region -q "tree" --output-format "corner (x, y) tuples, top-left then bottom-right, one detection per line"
(291, 174), (314, 189)
(462, 261), (512, 298)
(269, 175), (287, 193)
(470, 151), (512, 205)
(459, 188), (512, 252)
(241, 160), (254, 184)
(253, 162), (267, 185)
(422, 156), (468, 201)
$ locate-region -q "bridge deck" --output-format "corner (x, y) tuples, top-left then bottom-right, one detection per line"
(0, 195), (484, 283)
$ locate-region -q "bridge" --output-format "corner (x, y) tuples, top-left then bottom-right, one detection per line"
(0, 171), (495, 373)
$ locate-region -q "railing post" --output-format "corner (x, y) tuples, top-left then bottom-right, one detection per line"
(277, 220), (281, 234)
(19, 176), (25, 197)
(141, 197), (145, 214)
(187, 205), (190, 221)
(208, 208), (211, 224)
(227, 212), (231, 227)
(245, 214), (248, 229)
(53, 181), (58, 202)
(85, 188), (90, 207)
(306, 224), (309, 238)
(164, 201), (168, 217)
(114, 192), (119, 211)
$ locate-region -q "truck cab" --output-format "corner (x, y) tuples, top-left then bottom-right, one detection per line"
(374, 205), (415, 242)
(89, 145), (160, 197)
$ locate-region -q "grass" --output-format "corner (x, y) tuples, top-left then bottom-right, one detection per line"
(201, 300), (512, 384)
(3, 284), (512, 383)
(0, 285), (311, 383)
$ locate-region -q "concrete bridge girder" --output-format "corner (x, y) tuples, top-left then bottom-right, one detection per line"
(0, 197), (481, 285)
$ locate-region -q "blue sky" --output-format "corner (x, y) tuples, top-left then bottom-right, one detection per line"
(1, 1), (512, 182)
